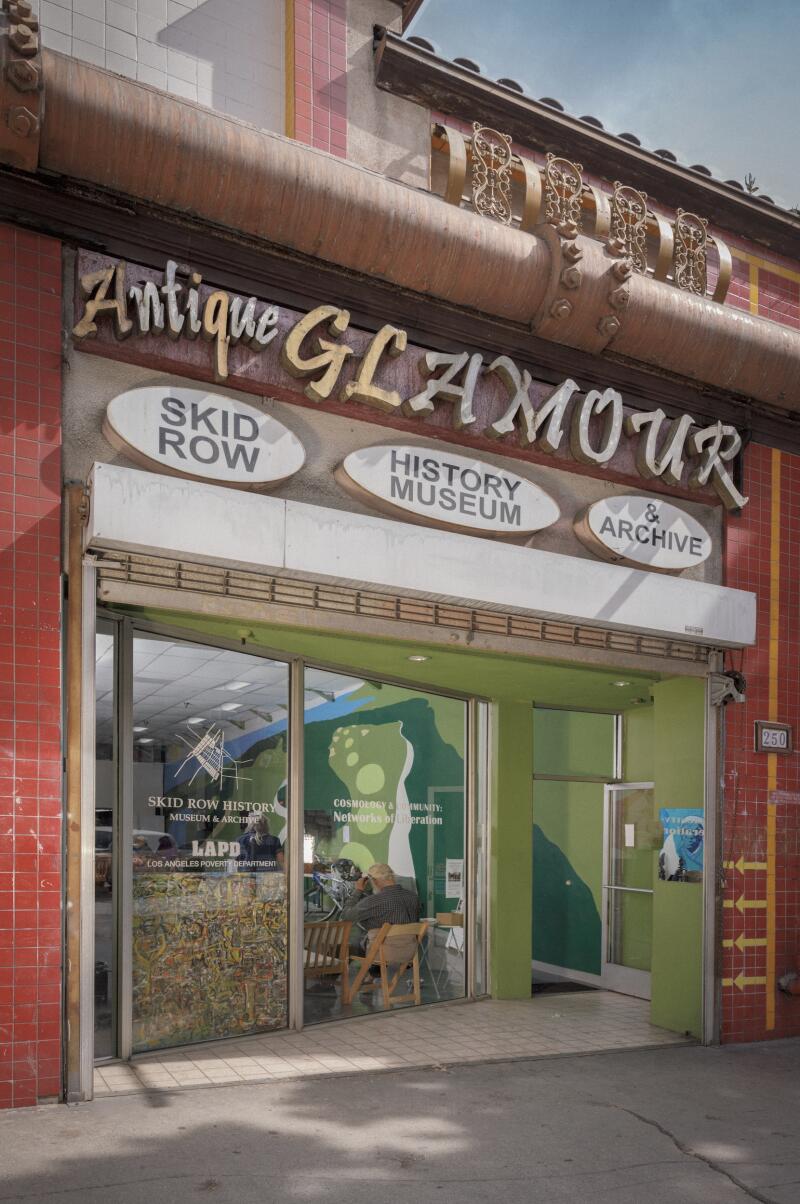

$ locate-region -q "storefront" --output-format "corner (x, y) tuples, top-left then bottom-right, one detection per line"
(59, 248), (754, 1086)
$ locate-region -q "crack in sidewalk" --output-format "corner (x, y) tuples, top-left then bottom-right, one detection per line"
(610, 1103), (778, 1204)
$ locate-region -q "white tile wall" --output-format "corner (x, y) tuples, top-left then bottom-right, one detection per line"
(37, 0), (284, 133)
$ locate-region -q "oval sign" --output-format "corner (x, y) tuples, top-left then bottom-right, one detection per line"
(575, 495), (712, 572)
(103, 385), (305, 489)
(336, 444), (559, 538)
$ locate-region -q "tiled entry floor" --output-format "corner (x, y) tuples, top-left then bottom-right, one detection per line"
(94, 991), (690, 1097)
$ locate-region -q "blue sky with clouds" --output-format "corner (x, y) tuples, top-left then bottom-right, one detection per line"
(408, 0), (800, 207)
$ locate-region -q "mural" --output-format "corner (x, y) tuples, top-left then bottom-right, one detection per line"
(302, 682), (466, 916)
(132, 872), (286, 1052)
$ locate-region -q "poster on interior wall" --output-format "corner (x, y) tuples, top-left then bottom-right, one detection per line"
(658, 808), (704, 882)
(445, 858), (464, 898)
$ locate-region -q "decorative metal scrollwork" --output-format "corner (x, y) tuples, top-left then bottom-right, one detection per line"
(609, 181), (648, 273)
(543, 153), (584, 238)
(672, 209), (708, 295)
(470, 123), (513, 225)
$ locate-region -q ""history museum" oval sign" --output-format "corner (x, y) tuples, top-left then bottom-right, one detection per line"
(574, 494), (712, 572)
(103, 385), (305, 489)
(336, 444), (560, 538)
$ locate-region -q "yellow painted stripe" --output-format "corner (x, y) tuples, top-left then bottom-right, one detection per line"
(765, 448), (781, 1030)
(749, 262), (760, 315)
(734, 247), (800, 286)
(284, 0), (295, 139)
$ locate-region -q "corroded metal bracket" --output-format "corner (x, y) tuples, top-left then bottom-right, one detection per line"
(0, 0), (42, 172)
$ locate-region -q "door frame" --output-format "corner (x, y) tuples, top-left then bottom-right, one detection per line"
(601, 781), (656, 1001)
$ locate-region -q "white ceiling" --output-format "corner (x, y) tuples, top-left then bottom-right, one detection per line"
(95, 633), (364, 749)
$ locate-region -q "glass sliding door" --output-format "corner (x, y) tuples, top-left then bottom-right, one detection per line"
(302, 667), (468, 1022)
(603, 783), (658, 999)
(127, 633), (290, 1052)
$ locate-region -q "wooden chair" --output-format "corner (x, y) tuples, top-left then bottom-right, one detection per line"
(303, 920), (353, 1004)
(349, 921), (429, 1008)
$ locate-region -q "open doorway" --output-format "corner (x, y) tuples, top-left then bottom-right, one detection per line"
(531, 687), (706, 1040)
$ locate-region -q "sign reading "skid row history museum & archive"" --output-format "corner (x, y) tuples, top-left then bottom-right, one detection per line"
(336, 445), (560, 538)
(103, 385), (305, 489)
(73, 252), (748, 511)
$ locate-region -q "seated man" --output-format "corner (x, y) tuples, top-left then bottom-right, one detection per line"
(342, 863), (421, 973)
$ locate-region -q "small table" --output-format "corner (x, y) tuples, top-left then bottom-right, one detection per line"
(419, 919), (451, 1000)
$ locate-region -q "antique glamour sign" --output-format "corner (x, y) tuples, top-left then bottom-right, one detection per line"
(336, 444), (560, 538)
(73, 252), (748, 511)
(574, 495), (712, 572)
(103, 385), (305, 488)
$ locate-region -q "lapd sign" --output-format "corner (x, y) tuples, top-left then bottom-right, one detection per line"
(103, 385), (305, 488)
(574, 495), (712, 572)
(336, 444), (560, 538)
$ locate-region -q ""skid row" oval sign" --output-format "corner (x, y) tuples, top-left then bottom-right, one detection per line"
(103, 384), (305, 489)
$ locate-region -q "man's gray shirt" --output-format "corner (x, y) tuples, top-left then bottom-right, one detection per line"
(342, 883), (421, 934)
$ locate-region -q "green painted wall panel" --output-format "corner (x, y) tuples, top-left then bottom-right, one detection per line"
(623, 705), (655, 782)
(650, 678), (705, 1037)
(491, 700), (534, 998)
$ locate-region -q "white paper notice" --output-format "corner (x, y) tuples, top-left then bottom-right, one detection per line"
(445, 858), (464, 898)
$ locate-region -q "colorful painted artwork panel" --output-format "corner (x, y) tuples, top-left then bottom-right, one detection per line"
(132, 872), (287, 1052)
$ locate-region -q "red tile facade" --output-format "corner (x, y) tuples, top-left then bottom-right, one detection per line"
(722, 442), (800, 1042)
(292, 0), (347, 156)
(0, 224), (63, 1108)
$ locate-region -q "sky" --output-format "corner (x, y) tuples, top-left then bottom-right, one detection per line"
(408, 0), (800, 208)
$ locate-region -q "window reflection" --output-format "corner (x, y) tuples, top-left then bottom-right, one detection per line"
(129, 636), (290, 1053)
(303, 670), (467, 1022)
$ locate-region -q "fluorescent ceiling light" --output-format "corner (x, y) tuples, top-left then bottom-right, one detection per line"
(611, 680), (632, 687)
(137, 737), (154, 744)
(225, 681), (252, 691)
(186, 716), (206, 724)
(133, 723), (149, 733)
(220, 702), (242, 712)
(408, 655), (431, 663)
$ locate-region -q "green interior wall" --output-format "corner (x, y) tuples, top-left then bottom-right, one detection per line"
(533, 709), (616, 778)
(650, 677), (705, 1037)
(532, 779), (603, 974)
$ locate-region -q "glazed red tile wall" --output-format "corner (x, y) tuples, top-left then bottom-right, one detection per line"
(758, 269), (800, 330)
(0, 224), (63, 1108)
(293, 0), (347, 156)
(722, 442), (800, 1043)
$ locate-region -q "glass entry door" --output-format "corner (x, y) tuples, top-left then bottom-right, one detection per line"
(602, 783), (657, 999)
(96, 622), (292, 1058)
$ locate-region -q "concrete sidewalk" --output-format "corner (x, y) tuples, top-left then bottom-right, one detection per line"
(2, 1040), (799, 1203)
(94, 991), (686, 1097)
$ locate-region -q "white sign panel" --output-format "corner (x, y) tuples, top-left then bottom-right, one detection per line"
(336, 444), (559, 538)
(103, 385), (305, 489)
(575, 494), (712, 572)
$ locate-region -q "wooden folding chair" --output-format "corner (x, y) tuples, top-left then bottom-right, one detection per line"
(349, 921), (429, 1008)
(303, 920), (353, 1004)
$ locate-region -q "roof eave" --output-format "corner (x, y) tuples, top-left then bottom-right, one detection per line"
(374, 31), (800, 259)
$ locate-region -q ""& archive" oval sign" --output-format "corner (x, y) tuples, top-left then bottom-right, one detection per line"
(574, 494), (712, 572)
